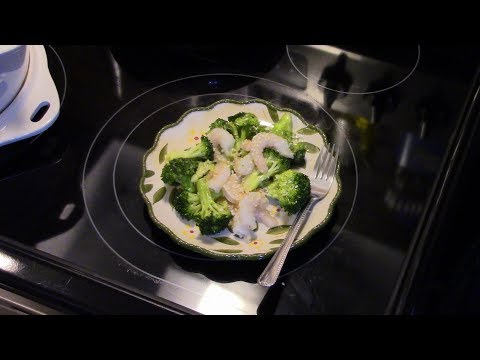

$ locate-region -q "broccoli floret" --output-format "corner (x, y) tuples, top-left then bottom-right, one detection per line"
(242, 149), (291, 192)
(266, 170), (311, 215)
(173, 190), (201, 221)
(270, 113), (306, 165)
(271, 113), (293, 141)
(194, 178), (233, 235)
(291, 142), (307, 166)
(191, 160), (215, 183)
(227, 112), (266, 157)
(165, 136), (214, 161)
(227, 112), (247, 122)
(233, 113), (263, 140)
(173, 178), (233, 234)
(161, 158), (199, 191)
(209, 118), (229, 131)
(209, 118), (238, 139)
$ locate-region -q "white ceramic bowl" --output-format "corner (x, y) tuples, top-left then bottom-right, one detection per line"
(140, 99), (341, 260)
(0, 45), (29, 113)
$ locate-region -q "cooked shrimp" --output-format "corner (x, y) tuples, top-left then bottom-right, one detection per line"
(206, 162), (231, 193)
(231, 191), (276, 238)
(250, 133), (294, 173)
(241, 139), (252, 152)
(233, 153), (255, 176)
(213, 148), (228, 163)
(255, 192), (278, 227)
(206, 128), (235, 155)
(257, 211), (278, 228)
(232, 192), (264, 239)
(222, 174), (246, 204)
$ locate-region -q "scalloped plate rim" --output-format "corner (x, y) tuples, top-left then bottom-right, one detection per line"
(139, 98), (342, 260)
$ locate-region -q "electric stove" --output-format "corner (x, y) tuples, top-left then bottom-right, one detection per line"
(0, 45), (478, 314)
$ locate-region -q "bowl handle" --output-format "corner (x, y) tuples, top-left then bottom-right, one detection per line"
(0, 45), (60, 147)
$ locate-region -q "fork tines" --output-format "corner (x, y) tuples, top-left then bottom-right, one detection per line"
(314, 143), (339, 180)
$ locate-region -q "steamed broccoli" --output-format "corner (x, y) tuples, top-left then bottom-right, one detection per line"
(227, 112), (247, 122)
(173, 178), (233, 235)
(173, 190), (201, 221)
(209, 118), (238, 139)
(271, 113), (293, 141)
(161, 158), (199, 191)
(291, 142), (307, 166)
(270, 113), (307, 165)
(227, 112), (266, 157)
(266, 170), (311, 215)
(165, 136), (214, 161)
(191, 160), (215, 183)
(242, 149), (291, 192)
(194, 178), (233, 234)
(232, 113), (265, 140)
(209, 118), (230, 131)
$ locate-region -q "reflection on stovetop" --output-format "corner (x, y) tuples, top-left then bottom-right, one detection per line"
(264, 47), (465, 248)
(0, 45), (476, 314)
(270, 229), (404, 314)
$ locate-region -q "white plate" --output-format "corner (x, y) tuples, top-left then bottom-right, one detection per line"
(139, 99), (341, 260)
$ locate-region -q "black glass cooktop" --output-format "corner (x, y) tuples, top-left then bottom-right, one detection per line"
(0, 45), (478, 314)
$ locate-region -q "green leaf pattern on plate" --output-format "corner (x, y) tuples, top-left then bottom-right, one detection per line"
(268, 107), (279, 123)
(158, 144), (168, 164)
(269, 239), (284, 244)
(266, 225), (291, 235)
(298, 142), (320, 153)
(142, 183), (153, 193)
(169, 187), (177, 207)
(214, 237), (240, 246)
(297, 126), (319, 135)
(144, 170), (155, 178)
(153, 187), (166, 204)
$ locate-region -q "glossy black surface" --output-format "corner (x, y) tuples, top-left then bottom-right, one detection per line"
(0, 237), (184, 314)
(389, 70), (480, 314)
(0, 45), (479, 314)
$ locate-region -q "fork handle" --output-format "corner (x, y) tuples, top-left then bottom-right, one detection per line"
(257, 197), (320, 287)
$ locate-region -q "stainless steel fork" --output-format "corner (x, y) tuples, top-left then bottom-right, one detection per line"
(257, 143), (339, 287)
